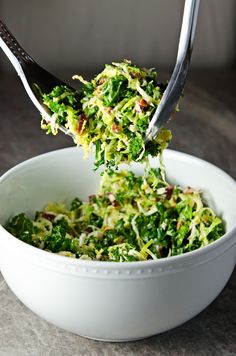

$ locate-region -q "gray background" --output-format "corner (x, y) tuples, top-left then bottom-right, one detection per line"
(0, 0), (236, 75)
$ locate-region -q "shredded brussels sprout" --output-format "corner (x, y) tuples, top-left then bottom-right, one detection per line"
(5, 61), (225, 261)
(5, 168), (225, 262)
(41, 60), (172, 169)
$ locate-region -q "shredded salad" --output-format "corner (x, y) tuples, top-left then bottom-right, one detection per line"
(41, 60), (172, 169)
(5, 168), (224, 262)
(5, 61), (225, 261)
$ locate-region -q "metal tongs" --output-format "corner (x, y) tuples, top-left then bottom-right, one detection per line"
(145, 0), (200, 142)
(0, 0), (200, 142)
(0, 19), (71, 134)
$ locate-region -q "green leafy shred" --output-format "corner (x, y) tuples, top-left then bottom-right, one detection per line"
(41, 60), (172, 169)
(5, 168), (225, 262)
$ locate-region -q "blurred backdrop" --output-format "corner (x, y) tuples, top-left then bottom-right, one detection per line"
(0, 0), (235, 76)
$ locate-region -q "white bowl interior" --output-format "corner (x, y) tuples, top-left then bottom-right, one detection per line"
(0, 148), (236, 234)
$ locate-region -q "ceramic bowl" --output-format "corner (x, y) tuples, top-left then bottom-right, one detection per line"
(0, 147), (236, 341)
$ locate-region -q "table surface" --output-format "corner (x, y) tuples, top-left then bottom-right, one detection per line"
(0, 69), (235, 356)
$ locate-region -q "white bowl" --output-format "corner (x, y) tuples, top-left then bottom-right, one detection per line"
(0, 148), (236, 341)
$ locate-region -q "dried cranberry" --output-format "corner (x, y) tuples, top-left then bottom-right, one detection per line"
(77, 113), (87, 134)
(41, 213), (55, 222)
(112, 124), (120, 134)
(166, 186), (173, 199)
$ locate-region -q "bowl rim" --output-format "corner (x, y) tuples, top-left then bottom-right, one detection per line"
(0, 147), (236, 271)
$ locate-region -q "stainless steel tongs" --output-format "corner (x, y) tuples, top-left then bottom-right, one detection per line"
(145, 0), (200, 142)
(0, 20), (71, 134)
(0, 0), (200, 142)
